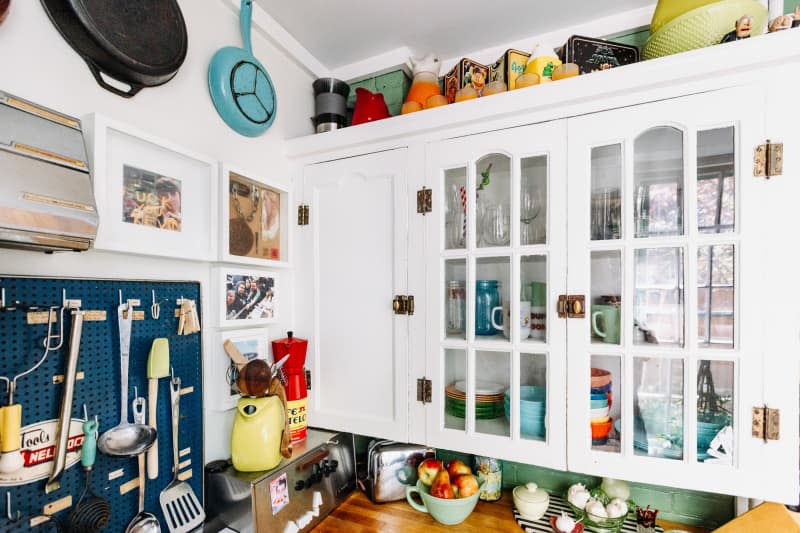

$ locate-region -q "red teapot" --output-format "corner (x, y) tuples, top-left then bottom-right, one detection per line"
(351, 87), (389, 125)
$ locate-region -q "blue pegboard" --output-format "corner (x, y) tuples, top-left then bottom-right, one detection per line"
(0, 277), (203, 532)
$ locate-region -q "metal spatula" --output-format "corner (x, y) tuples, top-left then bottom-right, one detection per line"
(159, 371), (204, 532)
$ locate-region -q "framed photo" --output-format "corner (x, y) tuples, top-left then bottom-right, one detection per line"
(215, 266), (279, 327)
(219, 164), (290, 267)
(85, 113), (218, 260)
(210, 329), (270, 410)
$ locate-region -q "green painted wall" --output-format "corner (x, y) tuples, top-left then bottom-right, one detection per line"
(787, 0), (800, 12)
(437, 449), (736, 529)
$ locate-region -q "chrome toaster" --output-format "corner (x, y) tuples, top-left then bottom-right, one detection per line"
(357, 439), (435, 503)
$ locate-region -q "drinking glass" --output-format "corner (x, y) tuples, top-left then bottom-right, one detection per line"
(520, 187), (542, 245)
(483, 204), (510, 246)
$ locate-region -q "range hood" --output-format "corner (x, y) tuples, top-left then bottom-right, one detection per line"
(0, 91), (98, 252)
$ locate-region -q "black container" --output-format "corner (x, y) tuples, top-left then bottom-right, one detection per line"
(312, 78), (349, 133)
(558, 35), (639, 75)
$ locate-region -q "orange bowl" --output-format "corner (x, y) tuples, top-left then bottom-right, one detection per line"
(590, 418), (613, 439)
(590, 368), (611, 388)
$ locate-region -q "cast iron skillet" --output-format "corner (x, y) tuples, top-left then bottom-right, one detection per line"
(208, 0), (277, 136)
(40, 0), (188, 98)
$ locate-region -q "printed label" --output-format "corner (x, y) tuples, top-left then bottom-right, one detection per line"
(286, 398), (307, 443)
(0, 419), (84, 486)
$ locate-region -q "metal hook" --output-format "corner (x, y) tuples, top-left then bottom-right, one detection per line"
(0, 288), (5, 309)
(41, 305), (66, 352)
(6, 492), (20, 522)
(83, 404), (88, 422)
(151, 290), (160, 320)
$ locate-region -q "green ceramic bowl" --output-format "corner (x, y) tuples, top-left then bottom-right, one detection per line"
(406, 480), (484, 525)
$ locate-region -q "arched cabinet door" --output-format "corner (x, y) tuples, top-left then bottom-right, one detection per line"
(566, 85), (798, 503)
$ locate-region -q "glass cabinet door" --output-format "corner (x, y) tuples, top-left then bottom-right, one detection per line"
(426, 121), (568, 470)
(566, 86), (787, 500)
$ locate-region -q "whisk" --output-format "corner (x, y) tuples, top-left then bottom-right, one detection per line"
(65, 409), (110, 533)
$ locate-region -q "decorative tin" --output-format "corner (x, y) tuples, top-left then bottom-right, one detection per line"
(473, 455), (502, 501)
(558, 35), (639, 75)
(347, 68), (411, 117)
(443, 58), (490, 103)
(490, 49), (531, 90)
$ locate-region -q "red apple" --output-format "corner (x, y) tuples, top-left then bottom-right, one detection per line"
(446, 458), (472, 478)
(452, 473), (479, 498)
(417, 458), (443, 487)
(430, 470), (455, 499)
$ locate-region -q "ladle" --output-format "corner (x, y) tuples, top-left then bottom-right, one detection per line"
(98, 302), (157, 458)
(125, 393), (160, 533)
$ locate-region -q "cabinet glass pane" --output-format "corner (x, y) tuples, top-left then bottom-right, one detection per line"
(521, 255), (547, 344)
(591, 356), (621, 453)
(697, 127), (735, 234)
(445, 167), (468, 250)
(591, 250), (622, 345)
(697, 360), (734, 464)
(476, 154), (511, 248)
(634, 357), (684, 460)
(634, 127), (684, 238)
(520, 155), (547, 245)
(445, 259), (468, 340)
(476, 350), (510, 437)
(634, 247), (685, 347)
(519, 352), (547, 442)
(444, 348), (467, 431)
(697, 245), (735, 349)
(476, 257), (510, 339)
(591, 144), (622, 241)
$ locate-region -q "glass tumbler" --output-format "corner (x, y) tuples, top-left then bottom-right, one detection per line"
(446, 281), (466, 335)
(483, 204), (510, 246)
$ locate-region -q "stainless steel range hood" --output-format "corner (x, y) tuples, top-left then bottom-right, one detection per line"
(0, 91), (98, 252)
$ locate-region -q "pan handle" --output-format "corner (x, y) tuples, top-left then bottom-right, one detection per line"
(83, 57), (144, 98)
(240, 0), (253, 55)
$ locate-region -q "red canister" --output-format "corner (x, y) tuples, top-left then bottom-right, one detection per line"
(272, 331), (308, 443)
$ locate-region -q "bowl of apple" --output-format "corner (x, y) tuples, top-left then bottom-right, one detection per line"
(406, 458), (484, 525)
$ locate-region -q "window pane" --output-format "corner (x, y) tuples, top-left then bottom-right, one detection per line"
(518, 352), (547, 442)
(634, 247), (685, 346)
(445, 167), (467, 250)
(591, 250), (622, 345)
(634, 127), (684, 238)
(521, 255), (547, 344)
(445, 259), (467, 341)
(477, 154), (511, 248)
(444, 349), (467, 431)
(476, 257), (510, 339)
(591, 144), (622, 241)
(521, 155), (547, 245)
(697, 127), (735, 234)
(591, 356), (621, 454)
(697, 360), (734, 463)
(634, 357), (684, 460)
(697, 245), (735, 349)
(476, 351), (510, 437)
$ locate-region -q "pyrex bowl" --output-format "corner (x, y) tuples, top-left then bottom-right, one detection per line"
(583, 507), (627, 533)
(406, 480), (483, 525)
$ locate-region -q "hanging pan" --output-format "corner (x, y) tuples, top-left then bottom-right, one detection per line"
(40, 0), (188, 98)
(208, 0), (277, 137)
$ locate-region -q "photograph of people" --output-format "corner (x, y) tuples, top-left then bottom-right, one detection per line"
(225, 274), (275, 320)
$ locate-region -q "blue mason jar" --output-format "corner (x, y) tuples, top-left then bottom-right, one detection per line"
(475, 280), (501, 336)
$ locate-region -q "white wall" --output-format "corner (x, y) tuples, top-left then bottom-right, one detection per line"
(0, 0), (314, 461)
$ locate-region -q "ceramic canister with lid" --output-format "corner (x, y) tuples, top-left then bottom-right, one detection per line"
(513, 482), (550, 520)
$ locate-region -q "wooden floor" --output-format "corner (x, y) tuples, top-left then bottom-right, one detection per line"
(312, 489), (709, 533)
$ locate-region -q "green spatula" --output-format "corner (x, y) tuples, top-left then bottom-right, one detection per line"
(146, 338), (170, 479)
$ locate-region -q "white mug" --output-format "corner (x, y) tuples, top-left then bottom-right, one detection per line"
(529, 305), (546, 340)
(491, 301), (531, 341)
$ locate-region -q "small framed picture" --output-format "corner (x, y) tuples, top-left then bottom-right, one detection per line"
(219, 164), (290, 267)
(85, 113), (218, 260)
(215, 266), (279, 327)
(210, 329), (270, 410)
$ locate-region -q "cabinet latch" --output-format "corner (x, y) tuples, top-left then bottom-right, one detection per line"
(753, 140), (783, 179)
(417, 378), (432, 404)
(557, 295), (585, 318)
(297, 204), (310, 225)
(392, 295), (414, 315)
(752, 406), (780, 441)
(417, 187), (432, 215)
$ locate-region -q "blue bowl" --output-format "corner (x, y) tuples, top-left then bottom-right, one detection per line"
(591, 383), (612, 394)
(590, 392), (609, 400)
(590, 399), (609, 409)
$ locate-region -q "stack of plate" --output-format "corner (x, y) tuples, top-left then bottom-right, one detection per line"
(504, 385), (547, 438)
(445, 380), (505, 419)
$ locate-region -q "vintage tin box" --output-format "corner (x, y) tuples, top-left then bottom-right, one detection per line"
(490, 49), (531, 90)
(357, 439), (435, 503)
(558, 35), (639, 74)
(443, 57), (490, 103)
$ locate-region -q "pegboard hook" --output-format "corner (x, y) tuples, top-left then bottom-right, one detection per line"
(41, 305), (66, 352)
(151, 290), (160, 320)
(6, 492), (20, 522)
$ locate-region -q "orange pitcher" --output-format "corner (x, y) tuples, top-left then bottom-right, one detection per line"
(404, 54), (442, 110)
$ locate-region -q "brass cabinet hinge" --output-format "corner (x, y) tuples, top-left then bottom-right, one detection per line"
(392, 295), (414, 315)
(557, 295), (585, 318)
(754, 140), (783, 179)
(417, 378), (432, 404)
(417, 187), (432, 215)
(297, 204), (310, 225)
(752, 406), (780, 441)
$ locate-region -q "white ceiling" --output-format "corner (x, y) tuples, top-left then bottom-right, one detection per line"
(254, 0), (656, 76)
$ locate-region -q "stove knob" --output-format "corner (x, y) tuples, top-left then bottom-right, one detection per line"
(294, 479), (305, 490)
(330, 459), (339, 472)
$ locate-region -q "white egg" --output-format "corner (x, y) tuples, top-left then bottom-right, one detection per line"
(555, 511), (576, 533)
(606, 498), (628, 518)
(567, 482), (587, 498)
(568, 489), (591, 509)
(586, 499), (608, 517)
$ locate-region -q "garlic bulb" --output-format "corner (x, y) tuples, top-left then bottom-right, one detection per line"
(606, 498), (628, 518)
(568, 489), (591, 510)
(555, 511), (576, 533)
(567, 482), (587, 498)
(585, 498), (608, 517)
(601, 477), (630, 500)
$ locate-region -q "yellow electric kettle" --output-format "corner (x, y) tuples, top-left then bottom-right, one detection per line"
(231, 394), (287, 472)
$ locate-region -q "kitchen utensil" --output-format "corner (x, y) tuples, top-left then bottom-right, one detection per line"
(146, 338), (170, 480)
(126, 394), (160, 533)
(66, 412), (110, 533)
(98, 303), (157, 458)
(268, 376), (292, 459)
(231, 395), (286, 472)
(222, 339), (271, 397)
(272, 332), (308, 443)
(208, 0), (277, 137)
(358, 439), (434, 503)
(406, 480), (484, 526)
(351, 88), (390, 125)
(46, 308), (83, 494)
(160, 371), (204, 532)
(40, 0), (188, 97)
(271, 354), (290, 381)
(312, 78), (350, 133)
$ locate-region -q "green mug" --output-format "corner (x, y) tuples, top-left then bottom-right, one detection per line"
(591, 304), (620, 344)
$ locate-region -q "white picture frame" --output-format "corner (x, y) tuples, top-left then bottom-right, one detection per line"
(215, 266), (279, 327)
(84, 113), (218, 260)
(210, 329), (270, 411)
(219, 163), (290, 268)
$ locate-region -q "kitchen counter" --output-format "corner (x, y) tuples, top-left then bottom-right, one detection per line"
(311, 489), (709, 533)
